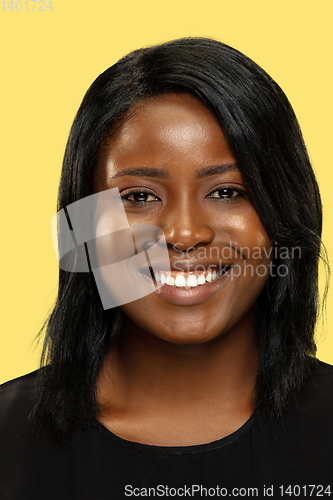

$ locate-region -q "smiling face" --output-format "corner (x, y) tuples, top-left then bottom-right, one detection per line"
(94, 93), (272, 345)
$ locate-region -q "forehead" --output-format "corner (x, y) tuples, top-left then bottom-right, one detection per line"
(98, 93), (235, 173)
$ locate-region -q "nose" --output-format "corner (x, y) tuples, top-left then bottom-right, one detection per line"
(158, 198), (214, 252)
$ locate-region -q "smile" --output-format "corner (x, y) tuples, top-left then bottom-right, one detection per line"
(136, 262), (235, 306)
(154, 266), (232, 288)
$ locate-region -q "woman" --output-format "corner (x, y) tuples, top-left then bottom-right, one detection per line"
(1, 37), (332, 498)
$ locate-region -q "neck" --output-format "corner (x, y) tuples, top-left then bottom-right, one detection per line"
(96, 308), (258, 446)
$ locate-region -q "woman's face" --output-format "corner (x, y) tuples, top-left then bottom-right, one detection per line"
(95, 93), (272, 344)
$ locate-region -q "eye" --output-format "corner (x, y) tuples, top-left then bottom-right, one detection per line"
(121, 189), (160, 204)
(207, 186), (245, 200)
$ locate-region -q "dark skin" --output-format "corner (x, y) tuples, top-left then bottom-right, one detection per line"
(94, 93), (272, 446)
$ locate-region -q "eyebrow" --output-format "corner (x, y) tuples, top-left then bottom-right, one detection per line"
(110, 163), (238, 180)
(110, 167), (169, 179)
(196, 163), (238, 178)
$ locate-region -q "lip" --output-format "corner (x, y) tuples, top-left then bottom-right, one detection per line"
(140, 264), (233, 306)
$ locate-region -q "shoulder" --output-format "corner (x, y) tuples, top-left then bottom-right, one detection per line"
(284, 359), (333, 432)
(275, 359), (333, 427)
(0, 370), (39, 431)
(310, 358), (333, 381)
(0, 370), (39, 396)
(249, 360), (333, 483)
(276, 359), (333, 450)
(0, 369), (39, 401)
(296, 359), (333, 425)
(299, 359), (333, 407)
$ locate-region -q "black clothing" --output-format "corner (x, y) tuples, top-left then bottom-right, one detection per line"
(0, 361), (332, 499)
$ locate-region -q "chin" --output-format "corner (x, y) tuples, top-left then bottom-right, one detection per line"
(135, 313), (234, 346)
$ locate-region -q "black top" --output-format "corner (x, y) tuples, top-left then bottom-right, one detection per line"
(0, 361), (333, 500)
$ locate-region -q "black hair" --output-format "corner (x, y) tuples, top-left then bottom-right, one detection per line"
(32, 37), (326, 434)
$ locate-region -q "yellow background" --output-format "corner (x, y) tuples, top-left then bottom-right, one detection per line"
(0, 0), (332, 384)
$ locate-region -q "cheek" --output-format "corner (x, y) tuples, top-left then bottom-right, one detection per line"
(219, 212), (272, 287)
(214, 211), (271, 256)
(248, 227), (272, 260)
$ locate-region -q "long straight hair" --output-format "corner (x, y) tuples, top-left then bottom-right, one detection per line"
(33, 37), (325, 434)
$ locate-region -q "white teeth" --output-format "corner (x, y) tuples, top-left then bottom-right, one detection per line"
(166, 275), (175, 286)
(197, 274), (205, 285)
(155, 267), (229, 288)
(175, 274), (186, 287)
(186, 274), (198, 287)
